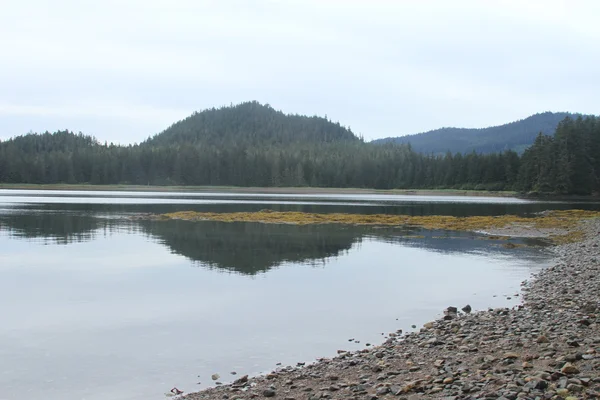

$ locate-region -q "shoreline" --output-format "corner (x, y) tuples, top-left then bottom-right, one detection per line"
(0, 184), (518, 198)
(181, 217), (600, 400)
(2, 184), (599, 201)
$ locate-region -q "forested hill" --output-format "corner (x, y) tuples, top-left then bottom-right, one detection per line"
(374, 112), (577, 154)
(0, 103), (598, 195)
(144, 101), (360, 146)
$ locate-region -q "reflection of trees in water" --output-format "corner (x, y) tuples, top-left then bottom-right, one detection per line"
(0, 212), (543, 274)
(0, 213), (368, 273)
(0, 212), (103, 244)
(136, 219), (366, 275)
(134, 221), (545, 272)
(0, 212), (412, 274)
(0, 212), (142, 245)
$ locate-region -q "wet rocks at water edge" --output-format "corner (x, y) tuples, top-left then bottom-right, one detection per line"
(181, 218), (600, 400)
(443, 306), (458, 320)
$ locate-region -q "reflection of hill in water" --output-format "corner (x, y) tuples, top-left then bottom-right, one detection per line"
(136, 219), (373, 274)
(133, 221), (548, 272)
(0, 211), (546, 274)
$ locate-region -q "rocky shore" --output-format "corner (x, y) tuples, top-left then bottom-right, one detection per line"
(182, 218), (600, 400)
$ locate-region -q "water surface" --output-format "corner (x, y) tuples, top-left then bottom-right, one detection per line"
(0, 190), (581, 400)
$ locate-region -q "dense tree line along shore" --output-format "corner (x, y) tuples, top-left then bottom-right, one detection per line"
(0, 102), (598, 195)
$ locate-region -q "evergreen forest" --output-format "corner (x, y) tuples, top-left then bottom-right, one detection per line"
(0, 102), (598, 195)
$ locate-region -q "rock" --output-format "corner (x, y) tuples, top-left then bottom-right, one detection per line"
(503, 352), (519, 359)
(536, 380), (549, 390)
(426, 337), (444, 345)
(483, 355), (497, 363)
(376, 387), (389, 395)
(212, 374), (221, 381)
(536, 335), (550, 343)
(580, 377), (591, 385)
(263, 389), (276, 397)
(461, 304), (472, 313)
(566, 383), (583, 392)
(401, 381), (419, 393)
(561, 363), (580, 375)
(390, 385), (403, 395)
(442, 306), (457, 320)
(170, 387), (184, 395)
(423, 321), (434, 329)
(234, 375), (249, 384)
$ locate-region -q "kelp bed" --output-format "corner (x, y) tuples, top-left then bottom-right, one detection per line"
(149, 209), (600, 244)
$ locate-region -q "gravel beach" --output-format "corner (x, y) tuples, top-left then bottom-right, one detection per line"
(181, 218), (600, 400)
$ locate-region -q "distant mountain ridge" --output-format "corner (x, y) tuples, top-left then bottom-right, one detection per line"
(373, 112), (579, 154)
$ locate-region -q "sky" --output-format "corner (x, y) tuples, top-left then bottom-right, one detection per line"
(1, 0), (599, 144)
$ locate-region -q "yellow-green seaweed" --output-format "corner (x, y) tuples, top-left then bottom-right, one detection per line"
(156, 209), (600, 244)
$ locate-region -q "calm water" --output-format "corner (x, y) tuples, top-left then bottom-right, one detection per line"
(1, 190), (596, 400)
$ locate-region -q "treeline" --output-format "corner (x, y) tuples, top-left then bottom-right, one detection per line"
(519, 116), (600, 195)
(0, 134), (521, 190)
(0, 102), (598, 194)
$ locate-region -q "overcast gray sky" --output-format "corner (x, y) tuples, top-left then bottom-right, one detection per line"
(1, 0), (599, 143)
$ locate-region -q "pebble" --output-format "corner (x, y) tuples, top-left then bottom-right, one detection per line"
(561, 363), (581, 375)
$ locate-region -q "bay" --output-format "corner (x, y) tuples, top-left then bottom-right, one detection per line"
(2, 190), (595, 400)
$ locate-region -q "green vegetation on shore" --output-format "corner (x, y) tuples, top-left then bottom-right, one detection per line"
(0, 102), (599, 195)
